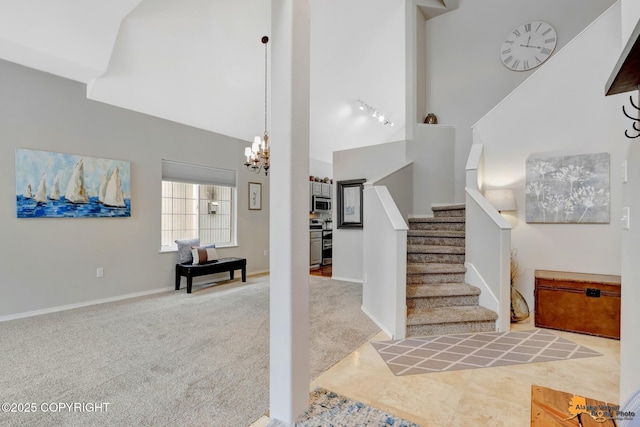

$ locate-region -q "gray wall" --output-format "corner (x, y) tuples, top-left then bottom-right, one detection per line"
(0, 59), (270, 318)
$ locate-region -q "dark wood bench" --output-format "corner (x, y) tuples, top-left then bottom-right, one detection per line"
(175, 257), (247, 293)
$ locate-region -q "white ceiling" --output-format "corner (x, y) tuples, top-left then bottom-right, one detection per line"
(0, 0), (410, 165)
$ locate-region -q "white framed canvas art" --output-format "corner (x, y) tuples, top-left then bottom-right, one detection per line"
(525, 152), (609, 224)
(15, 148), (131, 218)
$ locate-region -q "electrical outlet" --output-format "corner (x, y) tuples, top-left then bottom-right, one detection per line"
(96, 267), (104, 278)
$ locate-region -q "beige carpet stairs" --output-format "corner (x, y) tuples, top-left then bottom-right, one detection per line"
(406, 203), (498, 337)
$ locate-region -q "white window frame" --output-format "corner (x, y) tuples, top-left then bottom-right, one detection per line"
(161, 160), (237, 252)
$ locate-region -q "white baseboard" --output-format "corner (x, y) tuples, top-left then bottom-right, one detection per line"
(0, 286), (174, 323)
(361, 305), (393, 338)
(331, 276), (363, 284)
(1, 270), (272, 323)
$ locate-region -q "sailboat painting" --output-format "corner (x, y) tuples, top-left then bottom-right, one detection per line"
(15, 148), (131, 218)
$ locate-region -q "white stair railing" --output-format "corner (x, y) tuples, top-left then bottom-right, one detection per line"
(465, 143), (511, 332)
(361, 164), (411, 339)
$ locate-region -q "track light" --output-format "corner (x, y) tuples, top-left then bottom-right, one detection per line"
(355, 100), (394, 127)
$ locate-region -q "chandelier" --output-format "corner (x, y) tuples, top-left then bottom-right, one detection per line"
(244, 36), (270, 176)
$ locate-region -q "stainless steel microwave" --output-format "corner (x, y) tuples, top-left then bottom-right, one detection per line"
(312, 196), (331, 213)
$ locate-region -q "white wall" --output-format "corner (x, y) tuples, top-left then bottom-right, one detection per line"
(309, 158), (332, 181)
(409, 124), (456, 214)
(0, 59), (270, 318)
(622, 0), (640, 41)
(619, 0), (640, 406)
(423, 0), (617, 201)
(310, 0), (406, 164)
(472, 5), (625, 310)
(86, 0), (271, 145)
(332, 141), (407, 282)
(621, 136), (640, 404)
(372, 163), (414, 222)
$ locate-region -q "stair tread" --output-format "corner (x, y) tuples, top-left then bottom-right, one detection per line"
(407, 306), (498, 325)
(409, 216), (465, 223)
(407, 245), (465, 254)
(407, 283), (480, 298)
(408, 230), (465, 238)
(431, 203), (465, 211)
(407, 263), (466, 274)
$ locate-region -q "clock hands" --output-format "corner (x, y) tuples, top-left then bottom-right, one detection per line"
(519, 44), (542, 49)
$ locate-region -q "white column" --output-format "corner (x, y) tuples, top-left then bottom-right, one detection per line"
(269, 0), (311, 424)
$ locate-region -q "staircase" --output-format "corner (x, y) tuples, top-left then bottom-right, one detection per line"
(406, 203), (498, 337)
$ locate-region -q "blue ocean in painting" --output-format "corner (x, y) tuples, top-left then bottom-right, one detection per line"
(17, 196), (131, 218)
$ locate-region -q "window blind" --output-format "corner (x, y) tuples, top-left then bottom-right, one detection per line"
(161, 160), (236, 187)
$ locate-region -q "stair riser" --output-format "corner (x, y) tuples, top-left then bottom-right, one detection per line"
(407, 295), (479, 309)
(407, 273), (466, 284)
(409, 222), (465, 231)
(407, 321), (496, 337)
(407, 253), (465, 264)
(407, 236), (465, 247)
(433, 209), (465, 218)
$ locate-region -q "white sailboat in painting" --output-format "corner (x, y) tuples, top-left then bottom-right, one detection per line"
(34, 173), (48, 204)
(23, 184), (33, 199)
(103, 167), (125, 208)
(98, 171), (109, 204)
(49, 172), (61, 200)
(64, 159), (89, 204)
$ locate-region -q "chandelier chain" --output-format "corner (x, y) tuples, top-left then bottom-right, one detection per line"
(243, 36), (270, 176)
(264, 39), (268, 136)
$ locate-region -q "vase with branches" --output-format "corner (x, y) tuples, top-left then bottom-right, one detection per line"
(510, 250), (530, 323)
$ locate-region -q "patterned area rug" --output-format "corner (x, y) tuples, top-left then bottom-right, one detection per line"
(267, 387), (420, 427)
(372, 328), (601, 376)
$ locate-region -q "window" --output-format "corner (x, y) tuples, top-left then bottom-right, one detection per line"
(161, 160), (236, 250)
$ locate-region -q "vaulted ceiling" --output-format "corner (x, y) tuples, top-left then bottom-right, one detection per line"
(0, 0), (411, 165)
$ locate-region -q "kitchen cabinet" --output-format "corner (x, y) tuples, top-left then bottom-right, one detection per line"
(310, 182), (332, 197)
(310, 182), (322, 196)
(310, 230), (322, 265)
(321, 183), (332, 197)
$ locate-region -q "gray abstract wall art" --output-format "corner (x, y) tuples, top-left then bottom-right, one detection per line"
(525, 152), (609, 224)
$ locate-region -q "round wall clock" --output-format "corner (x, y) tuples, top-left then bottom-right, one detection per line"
(500, 21), (557, 71)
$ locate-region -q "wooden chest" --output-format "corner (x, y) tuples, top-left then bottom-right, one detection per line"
(534, 270), (621, 340)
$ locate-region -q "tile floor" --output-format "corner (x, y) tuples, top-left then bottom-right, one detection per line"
(251, 316), (620, 426)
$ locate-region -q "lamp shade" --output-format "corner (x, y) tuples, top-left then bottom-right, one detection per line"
(485, 189), (516, 212)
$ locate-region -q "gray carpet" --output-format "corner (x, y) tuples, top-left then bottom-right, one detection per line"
(0, 275), (379, 427)
(267, 387), (421, 427)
